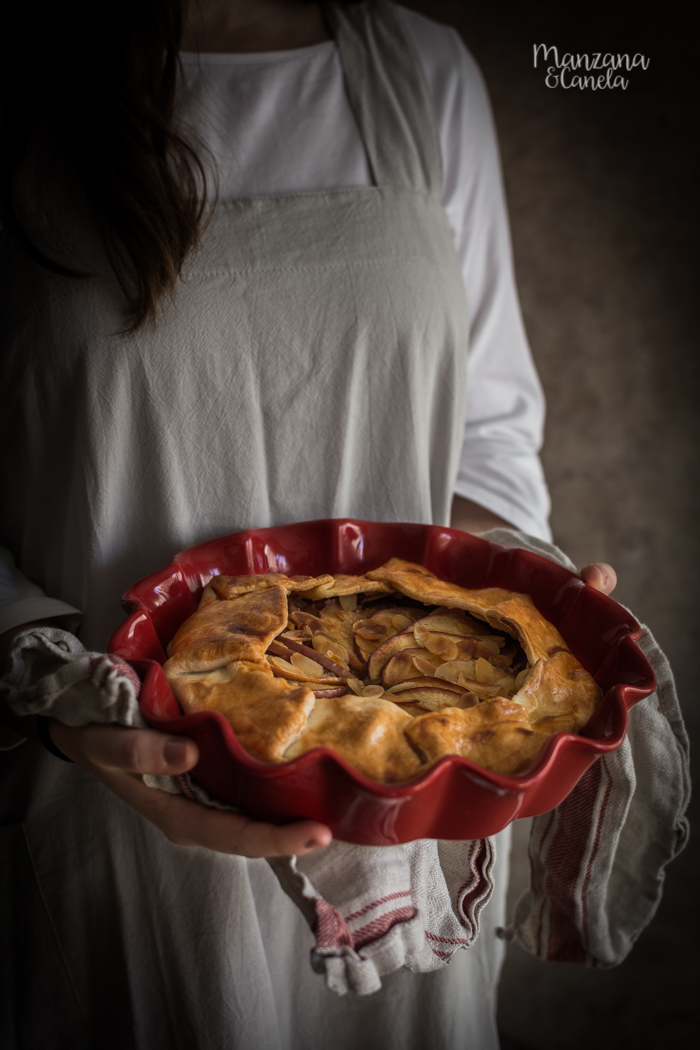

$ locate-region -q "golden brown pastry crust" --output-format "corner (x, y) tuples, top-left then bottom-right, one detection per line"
(283, 695), (424, 782)
(405, 698), (555, 776)
(162, 561), (602, 780)
(168, 659), (315, 762)
(302, 575), (393, 600)
(166, 585), (289, 673)
(199, 572), (333, 607)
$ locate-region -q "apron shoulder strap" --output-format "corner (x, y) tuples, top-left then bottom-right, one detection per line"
(324, 0), (443, 197)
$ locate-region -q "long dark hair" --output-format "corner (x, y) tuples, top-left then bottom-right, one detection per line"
(1, 1), (367, 331)
(1, 1), (210, 331)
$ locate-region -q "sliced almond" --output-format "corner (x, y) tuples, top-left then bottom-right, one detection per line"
(325, 643), (351, 665)
(267, 655), (343, 685)
(413, 622), (430, 647)
(312, 636), (350, 665)
(414, 626), (497, 662)
(414, 610), (498, 640)
(348, 677), (365, 695)
(290, 652), (325, 677)
(339, 593), (358, 612)
(412, 654), (443, 676)
(391, 614), (412, 631)
(478, 637), (503, 655)
(452, 676), (501, 699)
(360, 685), (385, 699)
(280, 635), (351, 678)
(475, 657), (501, 684)
(354, 621), (387, 641)
(424, 634), (459, 660)
(435, 659), (476, 683)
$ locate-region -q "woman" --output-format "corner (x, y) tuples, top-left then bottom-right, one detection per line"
(0, 2), (617, 1047)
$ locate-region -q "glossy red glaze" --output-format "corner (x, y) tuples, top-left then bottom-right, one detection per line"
(109, 519), (656, 844)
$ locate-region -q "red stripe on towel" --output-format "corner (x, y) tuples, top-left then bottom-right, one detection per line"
(534, 808), (557, 956)
(580, 757), (613, 958)
(314, 898), (353, 951)
(425, 931), (469, 946)
(352, 906), (416, 951)
(543, 760), (604, 962)
(344, 890), (412, 924)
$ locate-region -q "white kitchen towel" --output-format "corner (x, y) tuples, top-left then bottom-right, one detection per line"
(0, 625), (144, 727)
(0, 625), (192, 795)
(484, 529), (691, 968)
(503, 627), (690, 966)
(268, 837), (495, 995)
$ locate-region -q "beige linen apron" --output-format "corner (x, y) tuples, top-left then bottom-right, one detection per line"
(0, 3), (506, 1047)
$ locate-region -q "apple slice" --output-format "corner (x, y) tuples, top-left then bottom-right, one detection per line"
(268, 638), (296, 662)
(389, 686), (478, 712)
(415, 630), (501, 662)
(267, 655), (344, 685)
(396, 701), (432, 718)
(413, 609), (504, 641)
(366, 630), (419, 683)
(386, 675), (468, 696)
(352, 607), (425, 659)
(433, 670), (501, 699)
(279, 635), (352, 679)
(292, 607), (366, 675)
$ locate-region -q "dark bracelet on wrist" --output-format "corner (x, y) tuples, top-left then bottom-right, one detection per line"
(36, 716), (75, 763)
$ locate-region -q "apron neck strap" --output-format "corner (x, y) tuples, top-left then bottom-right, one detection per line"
(323, 0), (443, 197)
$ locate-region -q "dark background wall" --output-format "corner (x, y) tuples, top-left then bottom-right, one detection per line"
(403, 2), (699, 1047)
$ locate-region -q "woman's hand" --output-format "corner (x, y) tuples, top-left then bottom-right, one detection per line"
(579, 562), (617, 596)
(49, 720), (333, 858)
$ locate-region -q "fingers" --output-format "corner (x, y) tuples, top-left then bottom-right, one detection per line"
(48, 721), (333, 858)
(86, 765), (332, 858)
(158, 801), (333, 857)
(50, 721), (199, 775)
(229, 817), (333, 858)
(579, 561), (618, 596)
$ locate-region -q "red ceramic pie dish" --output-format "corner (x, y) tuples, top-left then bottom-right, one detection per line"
(108, 519), (655, 845)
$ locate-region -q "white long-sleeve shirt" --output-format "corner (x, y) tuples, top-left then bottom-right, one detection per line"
(0, 6), (550, 637)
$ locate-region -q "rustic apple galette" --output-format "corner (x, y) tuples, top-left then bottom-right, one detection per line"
(162, 558), (602, 782)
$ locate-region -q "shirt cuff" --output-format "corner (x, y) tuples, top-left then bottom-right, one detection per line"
(453, 480), (552, 543)
(0, 597), (82, 637)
